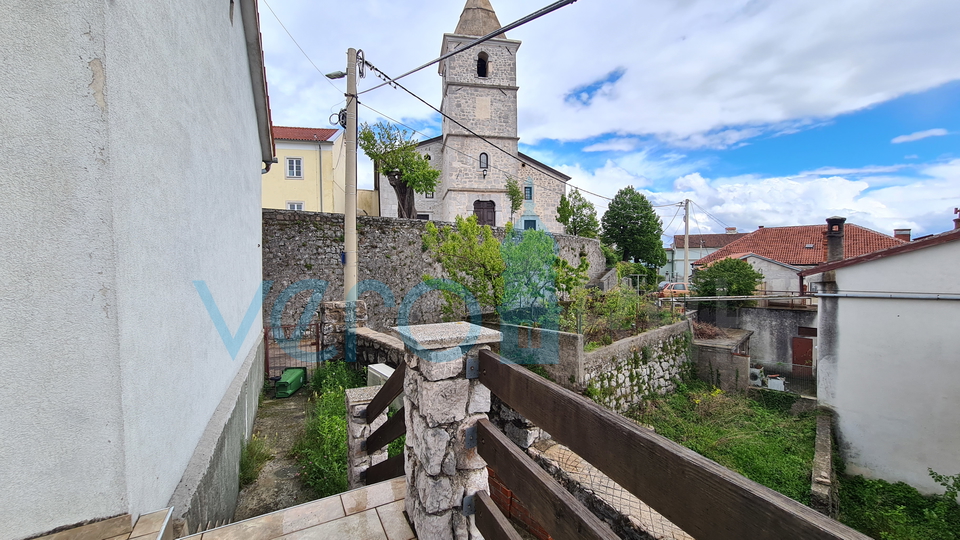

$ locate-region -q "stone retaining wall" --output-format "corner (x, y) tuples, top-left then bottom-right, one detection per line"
(582, 320), (693, 413)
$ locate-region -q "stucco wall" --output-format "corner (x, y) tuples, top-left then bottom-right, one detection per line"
(262, 210), (605, 332)
(827, 241), (960, 495)
(0, 2), (265, 538)
(698, 307), (818, 371)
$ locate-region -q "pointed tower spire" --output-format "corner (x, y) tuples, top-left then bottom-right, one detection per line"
(455, 0), (506, 38)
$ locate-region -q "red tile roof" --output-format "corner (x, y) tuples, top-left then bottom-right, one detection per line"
(695, 224), (905, 267)
(673, 233), (749, 249)
(799, 227), (960, 276)
(272, 126), (339, 142)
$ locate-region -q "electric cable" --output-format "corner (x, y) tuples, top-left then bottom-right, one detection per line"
(692, 200), (730, 229)
(262, 0), (344, 97)
(660, 205), (683, 238)
(357, 0), (579, 96)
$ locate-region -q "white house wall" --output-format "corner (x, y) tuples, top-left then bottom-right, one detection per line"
(830, 240), (960, 494)
(0, 1), (264, 537)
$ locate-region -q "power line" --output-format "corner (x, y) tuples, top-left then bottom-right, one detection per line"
(660, 205), (683, 238)
(357, 0), (579, 96)
(262, 0), (345, 97)
(692, 200), (730, 229)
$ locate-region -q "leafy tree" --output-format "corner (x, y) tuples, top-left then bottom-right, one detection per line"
(500, 228), (560, 327)
(358, 121), (440, 219)
(691, 258), (763, 307)
(557, 190), (600, 238)
(422, 215), (505, 319)
(600, 243), (619, 268)
(554, 256), (589, 299)
(505, 177), (523, 223)
(601, 186), (667, 269)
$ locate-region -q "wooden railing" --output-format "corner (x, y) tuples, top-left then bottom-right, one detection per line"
(475, 348), (870, 540)
(361, 362), (406, 485)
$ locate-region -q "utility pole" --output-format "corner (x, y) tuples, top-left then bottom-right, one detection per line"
(344, 48), (358, 306)
(683, 199), (690, 284)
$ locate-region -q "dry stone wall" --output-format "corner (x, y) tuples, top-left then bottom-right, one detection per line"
(583, 320), (694, 413)
(262, 209), (605, 331)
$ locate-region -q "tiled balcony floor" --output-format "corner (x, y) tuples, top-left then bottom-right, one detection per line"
(183, 477), (414, 540)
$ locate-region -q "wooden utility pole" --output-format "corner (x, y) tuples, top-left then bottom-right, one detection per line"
(683, 199), (690, 284)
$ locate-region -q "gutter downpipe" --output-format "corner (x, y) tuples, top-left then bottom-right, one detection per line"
(241, 0), (276, 173)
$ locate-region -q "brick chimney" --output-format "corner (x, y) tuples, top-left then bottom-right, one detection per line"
(954, 208), (959, 230)
(894, 229), (911, 242)
(725, 227), (737, 234)
(826, 216), (846, 263)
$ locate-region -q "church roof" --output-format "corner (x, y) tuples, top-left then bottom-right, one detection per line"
(455, 0), (506, 38)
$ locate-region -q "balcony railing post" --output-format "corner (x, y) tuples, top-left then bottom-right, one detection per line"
(392, 322), (501, 540)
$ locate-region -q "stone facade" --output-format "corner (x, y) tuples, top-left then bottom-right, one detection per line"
(582, 320), (694, 413)
(380, 7), (570, 234)
(262, 209), (605, 332)
(345, 386), (389, 490)
(356, 327), (405, 368)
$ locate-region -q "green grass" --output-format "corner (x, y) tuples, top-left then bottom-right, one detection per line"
(239, 433), (273, 488)
(629, 380), (817, 504)
(837, 472), (960, 540)
(292, 361), (367, 498)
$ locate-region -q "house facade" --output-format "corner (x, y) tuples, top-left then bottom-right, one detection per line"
(378, 0), (569, 232)
(662, 229), (748, 282)
(0, 0), (273, 537)
(801, 223), (960, 495)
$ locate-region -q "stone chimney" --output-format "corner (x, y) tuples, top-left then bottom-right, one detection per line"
(894, 229), (911, 242)
(725, 227), (738, 234)
(826, 216), (846, 263)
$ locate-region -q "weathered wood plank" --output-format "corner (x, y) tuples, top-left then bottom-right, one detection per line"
(478, 349), (871, 540)
(366, 407), (406, 453)
(475, 490), (524, 540)
(365, 453), (405, 485)
(366, 361), (406, 423)
(477, 419), (619, 540)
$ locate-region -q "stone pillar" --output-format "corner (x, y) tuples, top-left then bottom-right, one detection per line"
(393, 322), (501, 540)
(345, 385), (388, 490)
(319, 300), (367, 360)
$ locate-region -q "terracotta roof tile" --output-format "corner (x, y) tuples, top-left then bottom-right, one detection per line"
(695, 224), (905, 267)
(673, 233), (749, 249)
(272, 126), (340, 142)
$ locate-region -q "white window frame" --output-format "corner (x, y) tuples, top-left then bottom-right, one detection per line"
(286, 201), (304, 211)
(286, 157), (303, 179)
(425, 192), (435, 199)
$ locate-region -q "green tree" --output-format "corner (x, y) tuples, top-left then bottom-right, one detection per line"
(601, 186), (667, 269)
(358, 121), (440, 219)
(557, 190), (600, 238)
(691, 258), (763, 307)
(422, 215), (505, 319)
(501, 228), (560, 326)
(505, 177), (523, 223)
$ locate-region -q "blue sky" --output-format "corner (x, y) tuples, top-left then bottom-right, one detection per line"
(259, 0), (960, 237)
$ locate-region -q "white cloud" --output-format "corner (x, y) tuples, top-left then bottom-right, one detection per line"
(260, 0), (960, 149)
(582, 138), (642, 152)
(891, 128), (949, 144)
(800, 165), (908, 176)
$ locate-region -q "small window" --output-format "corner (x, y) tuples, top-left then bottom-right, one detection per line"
(524, 220), (536, 230)
(477, 52), (489, 78)
(286, 157), (302, 178)
(425, 154), (431, 161)
(425, 192), (434, 199)
(479, 153), (489, 170)
(286, 201), (304, 211)
(523, 186), (532, 201)
(417, 214), (430, 221)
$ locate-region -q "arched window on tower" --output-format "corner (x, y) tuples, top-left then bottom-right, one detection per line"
(479, 153), (489, 170)
(477, 52), (489, 78)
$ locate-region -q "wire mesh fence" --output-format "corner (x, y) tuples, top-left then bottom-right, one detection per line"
(264, 323), (321, 381)
(757, 363), (816, 397)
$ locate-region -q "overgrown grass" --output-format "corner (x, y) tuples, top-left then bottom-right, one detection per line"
(838, 471), (960, 540)
(629, 380), (817, 504)
(239, 433), (273, 488)
(292, 361), (366, 498)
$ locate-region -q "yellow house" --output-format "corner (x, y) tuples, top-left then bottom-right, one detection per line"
(263, 125), (380, 215)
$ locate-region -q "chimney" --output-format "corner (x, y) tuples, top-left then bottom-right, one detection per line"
(954, 208), (960, 230)
(826, 216), (846, 263)
(894, 229), (911, 242)
(758, 225), (764, 229)
(725, 227), (738, 234)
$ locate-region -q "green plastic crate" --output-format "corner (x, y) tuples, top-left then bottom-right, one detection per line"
(276, 367), (306, 398)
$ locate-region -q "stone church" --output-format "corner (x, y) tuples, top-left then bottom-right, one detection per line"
(378, 0), (569, 233)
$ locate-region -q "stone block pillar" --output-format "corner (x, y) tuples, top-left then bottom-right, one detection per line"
(319, 300), (367, 360)
(392, 322), (501, 540)
(345, 385), (388, 490)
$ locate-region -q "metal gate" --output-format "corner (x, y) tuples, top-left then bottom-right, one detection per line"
(264, 323), (321, 380)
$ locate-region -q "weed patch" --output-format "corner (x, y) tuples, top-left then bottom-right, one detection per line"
(292, 361), (366, 498)
(239, 433), (273, 488)
(630, 380), (816, 504)
(838, 471), (960, 540)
